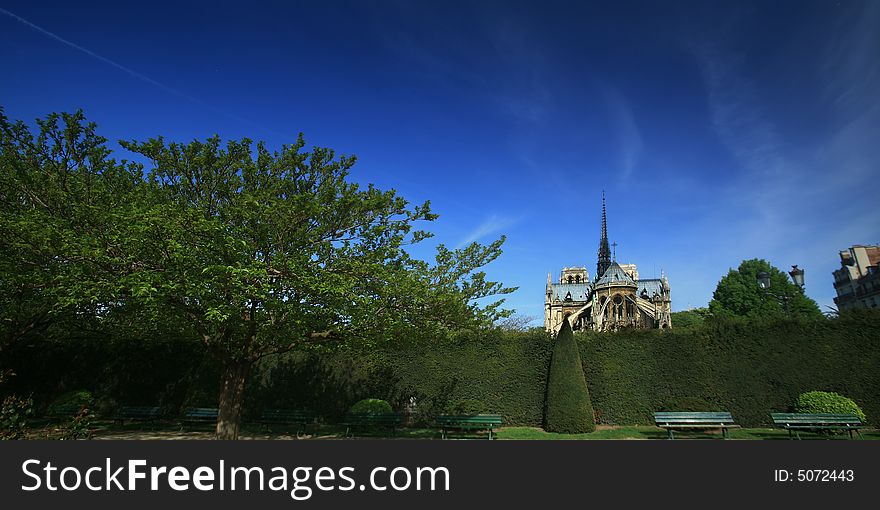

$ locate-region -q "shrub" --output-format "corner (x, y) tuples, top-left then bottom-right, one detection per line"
(60, 407), (93, 440)
(795, 391), (867, 423)
(445, 399), (486, 415)
(47, 390), (94, 417)
(545, 320), (595, 433)
(1, 394), (34, 439)
(349, 398), (393, 414)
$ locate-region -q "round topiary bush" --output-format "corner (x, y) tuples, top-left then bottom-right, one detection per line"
(545, 320), (595, 433)
(349, 398), (393, 414)
(795, 391), (866, 423)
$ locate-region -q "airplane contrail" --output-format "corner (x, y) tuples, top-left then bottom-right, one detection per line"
(0, 7), (288, 140)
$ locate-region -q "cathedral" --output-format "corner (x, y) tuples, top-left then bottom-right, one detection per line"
(544, 195), (672, 333)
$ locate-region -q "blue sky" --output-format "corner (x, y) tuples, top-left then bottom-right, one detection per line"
(2, 1), (879, 321)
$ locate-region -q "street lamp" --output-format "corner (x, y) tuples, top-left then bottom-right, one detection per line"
(789, 265), (805, 290)
(756, 265), (806, 315)
(757, 271), (771, 290)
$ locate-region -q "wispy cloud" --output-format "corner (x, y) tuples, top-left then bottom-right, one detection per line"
(820, 1), (880, 111)
(457, 214), (524, 248)
(601, 86), (643, 181)
(0, 7), (284, 140)
(684, 3), (880, 310)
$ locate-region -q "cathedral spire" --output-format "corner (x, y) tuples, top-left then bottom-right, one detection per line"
(597, 191), (612, 278)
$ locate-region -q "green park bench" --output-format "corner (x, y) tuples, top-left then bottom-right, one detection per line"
(259, 409), (317, 437)
(115, 405), (162, 425)
(343, 412), (404, 438)
(771, 413), (865, 440)
(436, 414), (503, 440)
(180, 407), (218, 430)
(654, 411), (740, 439)
(44, 402), (89, 425)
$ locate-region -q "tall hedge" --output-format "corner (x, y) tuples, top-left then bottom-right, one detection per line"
(580, 313), (880, 426)
(3, 312), (880, 428)
(545, 320), (595, 433)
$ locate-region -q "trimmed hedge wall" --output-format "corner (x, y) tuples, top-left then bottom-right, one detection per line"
(3, 313), (879, 428)
(580, 315), (880, 426)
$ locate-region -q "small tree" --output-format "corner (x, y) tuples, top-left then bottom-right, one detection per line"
(545, 319), (595, 433)
(709, 259), (822, 319)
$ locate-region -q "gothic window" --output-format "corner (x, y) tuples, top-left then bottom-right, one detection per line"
(575, 275), (581, 283)
(567, 276), (573, 284)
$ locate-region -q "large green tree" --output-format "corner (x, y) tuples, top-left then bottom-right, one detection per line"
(1, 109), (516, 439)
(709, 259), (822, 319)
(0, 109), (141, 355)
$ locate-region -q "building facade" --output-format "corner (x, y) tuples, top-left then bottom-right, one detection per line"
(544, 196), (672, 333)
(833, 245), (880, 311)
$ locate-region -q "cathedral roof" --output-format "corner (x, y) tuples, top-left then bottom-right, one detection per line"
(637, 279), (664, 298)
(549, 283), (591, 302)
(595, 262), (637, 288)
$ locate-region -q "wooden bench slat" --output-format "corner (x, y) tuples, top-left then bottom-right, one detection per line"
(116, 406), (161, 421)
(769, 413), (864, 440)
(183, 408), (218, 421)
(654, 411), (739, 439)
(437, 414), (502, 440)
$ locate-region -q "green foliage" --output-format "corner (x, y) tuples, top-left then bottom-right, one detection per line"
(670, 308), (710, 329)
(3, 313), (879, 429)
(709, 259), (822, 319)
(580, 315), (880, 426)
(47, 390), (93, 416)
(60, 407), (93, 440)
(1, 394), (34, 439)
(545, 320), (595, 433)
(0, 109), (516, 438)
(445, 398), (486, 414)
(349, 398), (393, 414)
(0, 109), (140, 355)
(795, 391), (866, 423)
(659, 396), (719, 412)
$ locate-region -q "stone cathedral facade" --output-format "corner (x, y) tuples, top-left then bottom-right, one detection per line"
(544, 196), (672, 333)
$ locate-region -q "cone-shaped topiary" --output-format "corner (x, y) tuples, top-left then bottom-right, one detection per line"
(545, 319), (595, 433)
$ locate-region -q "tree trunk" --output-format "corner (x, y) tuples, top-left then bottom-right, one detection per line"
(216, 360), (251, 440)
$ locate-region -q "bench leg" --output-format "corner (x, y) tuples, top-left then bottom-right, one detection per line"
(668, 429), (674, 440)
(723, 427), (730, 440)
(488, 428), (493, 441)
(345, 426), (351, 438)
(794, 430), (801, 440)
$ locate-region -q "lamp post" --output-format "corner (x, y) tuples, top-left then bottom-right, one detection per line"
(756, 265), (806, 315)
(789, 265), (805, 290)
